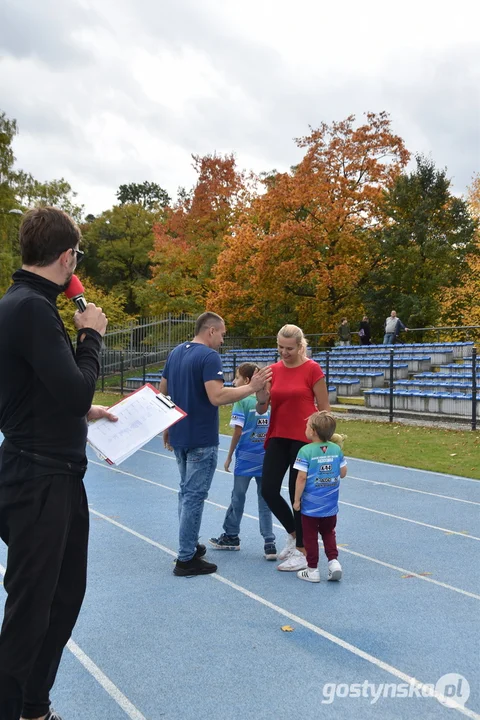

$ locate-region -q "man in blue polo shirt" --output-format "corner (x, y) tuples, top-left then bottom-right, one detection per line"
(160, 312), (271, 576)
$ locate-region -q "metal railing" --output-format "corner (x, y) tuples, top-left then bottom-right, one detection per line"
(322, 347), (478, 431)
(222, 327), (480, 353)
(99, 313), (196, 373)
(97, 344), (478, 429)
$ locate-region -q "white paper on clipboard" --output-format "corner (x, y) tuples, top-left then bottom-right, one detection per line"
(87, 384), (186, 465)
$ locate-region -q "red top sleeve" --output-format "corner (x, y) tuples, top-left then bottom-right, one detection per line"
(266, 359), (325, 444)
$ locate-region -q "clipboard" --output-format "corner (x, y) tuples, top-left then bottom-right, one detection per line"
(87, 383), (186, 466)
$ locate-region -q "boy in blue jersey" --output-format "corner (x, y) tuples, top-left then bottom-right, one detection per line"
(209, 363), (276, 559)
(293, 411), (347, 583)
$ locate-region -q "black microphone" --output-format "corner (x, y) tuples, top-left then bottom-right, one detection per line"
(65, 275), (87, 312)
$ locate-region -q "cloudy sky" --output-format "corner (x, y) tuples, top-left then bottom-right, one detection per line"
(1, 0), (479, 215)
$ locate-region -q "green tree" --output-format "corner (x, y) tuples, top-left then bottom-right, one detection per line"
(362, 156), (478, 337)
(0, 112), (17, 183)
(0, 109), (85, 295)
(56, 276), (134, 337)
(0, 112), (20, 294)
(10, 171), (84, 221)
(116, 182), (170, 210)
(80, 203), (158, 314)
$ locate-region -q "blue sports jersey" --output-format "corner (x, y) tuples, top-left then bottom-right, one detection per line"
(230, 395), (269, 476)
(293, 441), (347, 517)
(162, 342), (224, 449)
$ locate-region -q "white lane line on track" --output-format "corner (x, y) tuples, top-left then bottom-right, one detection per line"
(141, 448), (231, 474)
(142, 444), (480, 503)
(88, 511), (480, 720)
(346, 475), (480, 507)
(66, 641), (147, 720)
(88, 460), (480, 601)
(339, 501), (480, 541)
(218, 433), (480, 483)
(0, 564), (147, 720)
(336, 549), (480, 601)
(126, 451), (480, 539)
(342, 456), (480, 483)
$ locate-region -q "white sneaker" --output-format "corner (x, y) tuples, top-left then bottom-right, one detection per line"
(277, 549), (308, 572)
(328, 559), (342, 581)
(297, 567), (320, 583)
(277, 535), (296, 561)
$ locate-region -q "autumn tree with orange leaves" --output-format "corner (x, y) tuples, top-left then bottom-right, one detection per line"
(140, 153), (250, 315)
(209, 112), (410, 336)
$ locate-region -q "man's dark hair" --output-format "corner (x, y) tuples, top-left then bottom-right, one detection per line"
(20, 207), (82, 266)
(194, 311), (224, 336)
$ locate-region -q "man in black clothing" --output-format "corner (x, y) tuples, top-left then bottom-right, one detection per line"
(0, 207), (116, 720)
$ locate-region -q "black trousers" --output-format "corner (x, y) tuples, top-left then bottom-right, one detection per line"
(261, 437), (307, 548)
(0, 472), (89, 720)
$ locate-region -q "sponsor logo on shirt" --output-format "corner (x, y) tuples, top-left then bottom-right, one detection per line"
(320, 464), (332, 472)
(314, 476), (339, 487)
(249, 431), (267, 443)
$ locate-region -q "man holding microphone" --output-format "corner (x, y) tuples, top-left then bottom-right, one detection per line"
(0, 207), (116, 720)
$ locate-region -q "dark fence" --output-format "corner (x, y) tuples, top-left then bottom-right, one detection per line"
(321, 347), (478, 431)
(221, 326), (480, 354)
(99, 345), (478, 431)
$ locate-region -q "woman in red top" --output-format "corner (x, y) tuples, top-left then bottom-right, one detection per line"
(256, 324), (330, 571)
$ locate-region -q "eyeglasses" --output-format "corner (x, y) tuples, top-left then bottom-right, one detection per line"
(72, 248), (85, 264)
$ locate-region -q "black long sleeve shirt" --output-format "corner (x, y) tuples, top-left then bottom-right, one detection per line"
(0, 270), (102, 465)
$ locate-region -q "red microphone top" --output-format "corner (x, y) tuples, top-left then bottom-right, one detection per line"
(64, 274), (85, 299)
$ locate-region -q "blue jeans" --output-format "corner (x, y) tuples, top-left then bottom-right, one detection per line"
(223, 475), (275, 543)
(174, 446), (218, 562)
(383, 333), (395, 345)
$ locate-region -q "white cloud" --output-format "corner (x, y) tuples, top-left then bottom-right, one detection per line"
(0, 0), (479, 214)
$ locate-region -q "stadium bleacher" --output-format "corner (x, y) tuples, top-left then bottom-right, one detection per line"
(124, 341), (477, 418)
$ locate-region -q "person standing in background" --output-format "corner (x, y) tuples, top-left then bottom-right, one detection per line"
(337, 318), (351, 346)
(383, 310), (409, 345)
(358, 315), (372, 345)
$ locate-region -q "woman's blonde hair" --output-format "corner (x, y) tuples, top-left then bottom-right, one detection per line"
(277, 324), (308, 355)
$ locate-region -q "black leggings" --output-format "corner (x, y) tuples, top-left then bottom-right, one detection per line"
(261, 437), (307, 548)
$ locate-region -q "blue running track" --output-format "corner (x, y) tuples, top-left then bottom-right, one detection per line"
(0, 433), (479, 719)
